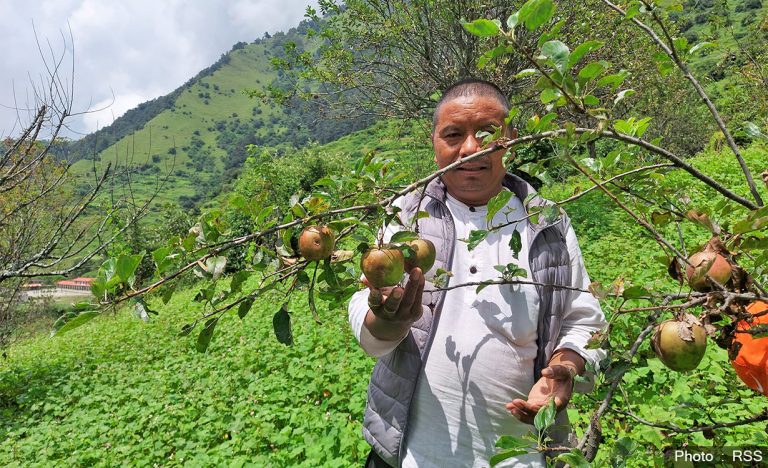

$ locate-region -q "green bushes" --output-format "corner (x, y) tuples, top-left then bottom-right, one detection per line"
(0, 286), (373, 466)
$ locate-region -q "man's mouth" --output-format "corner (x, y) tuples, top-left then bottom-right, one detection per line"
(457, 165), (487, 172)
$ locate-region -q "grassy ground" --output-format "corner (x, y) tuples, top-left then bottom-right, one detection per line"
(0, 283), (373, 467)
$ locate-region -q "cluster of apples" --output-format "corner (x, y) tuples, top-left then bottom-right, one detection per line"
(297, 225), (435, 289)
(650, 245), (768, 393)
(649, 250), (734, 373)
(360, 238), (436, 288)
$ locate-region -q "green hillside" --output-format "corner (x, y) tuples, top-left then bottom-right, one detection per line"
(69, 22), (371, 212)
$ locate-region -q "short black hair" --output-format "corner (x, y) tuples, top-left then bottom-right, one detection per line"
(432, 78), (510, 131)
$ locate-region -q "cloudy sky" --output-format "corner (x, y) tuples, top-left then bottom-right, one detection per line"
(0, 0), (316, 139)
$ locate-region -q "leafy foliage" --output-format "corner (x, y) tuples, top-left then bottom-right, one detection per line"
(0, 286), (372, 466)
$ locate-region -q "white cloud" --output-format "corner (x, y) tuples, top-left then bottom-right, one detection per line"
(0, 0), (316, 139)
(80, 91), (157, 134)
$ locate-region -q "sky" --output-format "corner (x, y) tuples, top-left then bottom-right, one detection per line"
(0, 0), (316, 139)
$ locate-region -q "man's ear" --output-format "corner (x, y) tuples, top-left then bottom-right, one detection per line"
(431, 133), (437, 163)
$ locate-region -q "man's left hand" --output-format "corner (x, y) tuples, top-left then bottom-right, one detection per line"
(505, 364), (575, 425)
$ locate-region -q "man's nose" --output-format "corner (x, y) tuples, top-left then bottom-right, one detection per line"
(460, 134), (481, 157)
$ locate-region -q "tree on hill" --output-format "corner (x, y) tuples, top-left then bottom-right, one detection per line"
(0, 38), (152, 347)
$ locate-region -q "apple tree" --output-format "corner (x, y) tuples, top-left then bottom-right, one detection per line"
(64, 0), (768, 465)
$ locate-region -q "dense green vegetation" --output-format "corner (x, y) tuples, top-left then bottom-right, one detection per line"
(0, 284), (372, 466)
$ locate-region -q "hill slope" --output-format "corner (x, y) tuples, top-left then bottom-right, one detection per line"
(69, 21), (371, 211)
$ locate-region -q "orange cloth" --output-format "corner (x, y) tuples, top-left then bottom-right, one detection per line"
(731, 301), (768, 396)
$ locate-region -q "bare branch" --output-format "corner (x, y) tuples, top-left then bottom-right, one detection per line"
(601, 0), (764, 207)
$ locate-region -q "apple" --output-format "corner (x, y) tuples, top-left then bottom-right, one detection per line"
(298, 225), (335, 261)
(404, 238), (436, 273)
(361, 248), (405, 288)
(685, 251), (731, 292)
(651, 319), (707, 372)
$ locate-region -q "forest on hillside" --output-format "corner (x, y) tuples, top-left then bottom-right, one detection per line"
(2, 0), (768, 465)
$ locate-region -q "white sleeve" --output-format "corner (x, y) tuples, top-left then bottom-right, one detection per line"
(348, 288), (407, 357)
(554, 224), (607, 392)
(347, 197), (410, 358)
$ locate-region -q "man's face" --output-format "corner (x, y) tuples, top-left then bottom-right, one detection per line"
(431, 95), (508, 206)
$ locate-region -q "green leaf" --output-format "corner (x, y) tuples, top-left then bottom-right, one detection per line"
(583, 95), (600, 106)
(541, 40), (570, 74)
(487, 190), (513, 222)
(90, 276), (106, 299)
(578, 62), (605, 81)
(568, 40), (604, 69)
(490, 448), (529, 466)
(540, 205), (560, 223)
(196, 317), (218, 353)
(476, 281), (493, 294)
(230, 271), (251, 294)
(496, 435), (531, 450)
(514, 68), (539, 79)
(237, 298), (254, 319)
(519, 0), (554, 31)
(506, 12), (520, 29)
(689, 41), (716, 55)
(322, 257), (342, 289)
(534, 112), (558, 132)
(622, 285), (650, 299)
(179, 322), (196, 337)
(462, 18), (500, 37)
(534, 399), (557, 432)
(255, 205), (276, 225)
(273, 304), (293, 345)
(116, 253), (144, 287)
(463, 230), (489, 251)
(478, 45), (511, 69)
(161, 284), (176, 304)
(733, 214), (768, 234)
(652, 51), (674, 76)
(54, 311), (100, 336)
(205, 256), (228, 280)
(509, 231), (522, 258)
(623, 3), (642, 19)
(390, 231), (419, 244)
(152, 246), (174, 274)
(540, 88), (560, 104)
(555, 449), (592, 468)
(597, 72), (628, 90)
(614, 89), (636, 105)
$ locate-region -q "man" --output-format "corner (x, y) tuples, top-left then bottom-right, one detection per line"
(348, 79), (606, 467)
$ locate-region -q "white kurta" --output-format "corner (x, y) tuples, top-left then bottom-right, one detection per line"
(348, 190), (605, 467)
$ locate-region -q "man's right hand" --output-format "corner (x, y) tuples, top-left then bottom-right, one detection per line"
(363, 267), (425, 341)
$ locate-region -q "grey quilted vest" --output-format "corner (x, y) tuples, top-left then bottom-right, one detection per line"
(363, 174), (573, 467)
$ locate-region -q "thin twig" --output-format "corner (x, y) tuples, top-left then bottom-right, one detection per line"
(601, 0), (764, 207)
